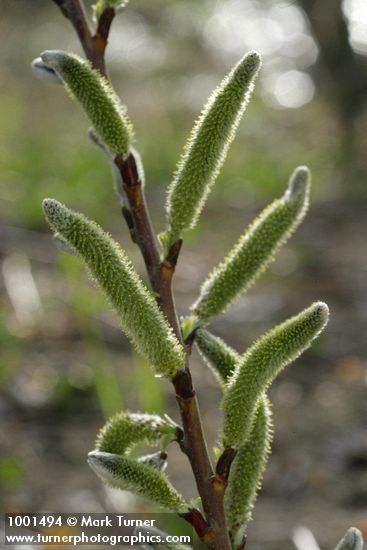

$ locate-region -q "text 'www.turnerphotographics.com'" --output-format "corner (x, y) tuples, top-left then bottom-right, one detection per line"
(4, 513), (193, 546)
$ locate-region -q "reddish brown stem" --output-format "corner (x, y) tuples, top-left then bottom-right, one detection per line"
(115, 153), (231, 547)
(96, 6), (115, 43)
(216, 447), (237, 484)
(52, 3), (234, 548)
(52, 0), (110, 77)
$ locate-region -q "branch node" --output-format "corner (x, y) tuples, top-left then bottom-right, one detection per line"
(180, 508), (211, 540)
(166, 238), (183, 268)
(115, 152), (141, 188)
(215, 447), (237, 484)
(96, 7), (115, 43)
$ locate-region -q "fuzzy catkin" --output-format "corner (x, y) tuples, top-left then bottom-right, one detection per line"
(223, 302), (329, 449)
(334, 528), (364, 550)
(225, 397), (273, 548)
(163, 51), (261, 249)
(43, 199), (186, 378)
(96, 412), (178, 455)
(88, 451), (187, 512)
(195, 328), (239, 385)
(40, 50), (133, 156)
(191, 166), (310, 326)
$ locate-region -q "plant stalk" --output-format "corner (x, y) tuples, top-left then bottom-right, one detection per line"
(51, 2), (233, 547)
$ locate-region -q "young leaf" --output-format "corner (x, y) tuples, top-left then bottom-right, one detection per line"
(195, 328), (239, 386)
(96, 412), (179, 455)
(223, 301), (329, 448)
(162, 51), (261, 250)
(88, 451), (188, 512)
(225, 397), (273, 548)
(334, 528), (364, 550)
(134, 525), (191, 550)
(190, 166), (310, 325)
(42, 199), (186, 378)
(40, 50), (133, 157)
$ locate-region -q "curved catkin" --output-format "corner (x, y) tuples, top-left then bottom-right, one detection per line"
(334, 528), (364, 550)
(225, 397), (273, 548)
(42, 199), (186, 378)
(163, 51), (261, 249)
(40, 50), (133, 156)
(195, 328), (239, 386)
(223, 302), (329, 449)
(88, 451), (187, 512)
(191, 166), (310, 325)
(96, 412), (178, 455)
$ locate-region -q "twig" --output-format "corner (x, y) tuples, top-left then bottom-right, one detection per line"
(115, 153), (232, 549)
(52, 0), (111, 77)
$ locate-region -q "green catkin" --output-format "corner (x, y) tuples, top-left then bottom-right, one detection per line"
(225, 397), (273, 548)
(190, 166), (310, 326)
(40, 50), (133, 156)
(42, 199), (186, 378)
(334, 528), (364, 550)
(96, 412), (178, 455)
(88, 451), (187, 512)
(223, 302), (329, 449)
(163, 51), (261, 249)
(195, 328), (239, 385)
(194, 326), (270, 522)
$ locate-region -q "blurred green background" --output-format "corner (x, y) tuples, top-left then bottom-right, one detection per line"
(1, 1), (367, 549)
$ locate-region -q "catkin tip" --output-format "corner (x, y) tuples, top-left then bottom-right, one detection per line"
(42, 198), (61, 216)
(42, 199), (70, 232)
(336, 527), (364, 550)
(238, 50), (262, 79)
(287, 165), (311, 200)
(40, 50), (66, 71)
(313, 301), (329, 322)
(87, 450), (112, 477)
(245, 50), (262, 67)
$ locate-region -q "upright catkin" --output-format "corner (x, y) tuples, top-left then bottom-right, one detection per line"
(163, 51), (261, 249)
(223, 302), (329, 448)
(225, 397), (273, 547)
(191, 166), (310, 325)
(43, 199), (186, 378)
(41, 50), (133, 156)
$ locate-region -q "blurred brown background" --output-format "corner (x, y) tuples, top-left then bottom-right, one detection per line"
(1, 1), (367, 549)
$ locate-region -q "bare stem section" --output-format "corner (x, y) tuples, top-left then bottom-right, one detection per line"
(52, 0), (114, 77)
